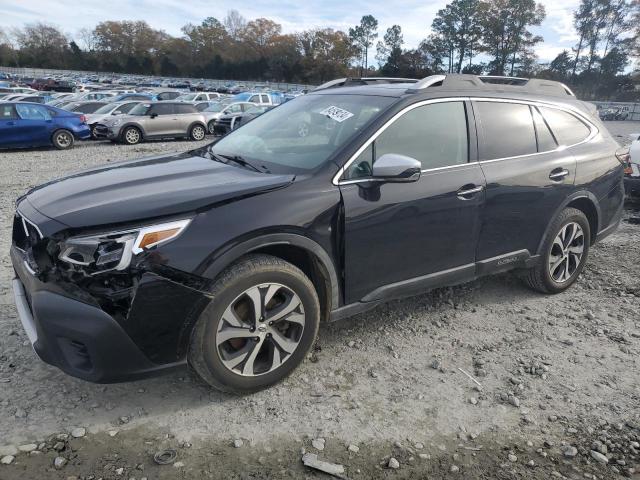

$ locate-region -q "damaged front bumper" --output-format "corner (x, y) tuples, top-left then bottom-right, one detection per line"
(10, 242), (210, 384)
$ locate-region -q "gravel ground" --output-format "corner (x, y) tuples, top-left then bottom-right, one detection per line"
(0, 127), (638, 479)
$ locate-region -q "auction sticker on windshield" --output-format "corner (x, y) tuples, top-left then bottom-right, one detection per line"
(319, 106), (354, 123)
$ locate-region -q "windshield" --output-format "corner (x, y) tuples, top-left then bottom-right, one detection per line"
(204, 103), (224, 112)
(210, 94), (393, 173)
(129, 103), (151, 116)
(176, 93), (196, 101)
(93, 104), (116, 114)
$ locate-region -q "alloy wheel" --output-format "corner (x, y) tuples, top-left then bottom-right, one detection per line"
(56, 132), (72, 148)
(215, 283), (305, 377)
(125, 128), (140, 144)
(548, 222), (584, 283)
(192, 126), (205, 140)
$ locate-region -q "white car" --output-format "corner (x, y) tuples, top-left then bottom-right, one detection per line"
(175, 92), (221, 102)
(624, 133), (640, 198)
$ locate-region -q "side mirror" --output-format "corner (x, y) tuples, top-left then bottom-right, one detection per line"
(150, 112), (158, 119)
(372, 153), (421, 182)
(112, 110), (122, 115)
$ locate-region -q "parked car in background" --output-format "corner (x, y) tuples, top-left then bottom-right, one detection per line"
(201, 101), (254, 134)
(4, 94), (49, 103)
(94, 101), (207, 144)
(621, 133), (640, 198)
(175, 92), (222, 102)
(232, 104), (275, 129)
(0, 102), (90, 150)
(231, 91), (284, 106)
(214, 104), (275, 135)
(599, 107), (629, 121)
(48, 91), (117, 108)
(110, 93), (155, 102)
(84, 101), (142, 137)
(64, 101), (109, 114)
(29, 78), (74, 92)
(154, 91), (182, 101)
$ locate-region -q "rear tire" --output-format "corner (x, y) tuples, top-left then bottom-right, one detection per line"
(121, 126), (141, 145)
(189, 254), (320, 394)
(52, 129), (74, 150)
(189, 124), (206, 141)
(525, 207), (590, 294)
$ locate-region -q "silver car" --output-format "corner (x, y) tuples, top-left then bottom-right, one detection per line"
(201, 101), (255, 134)
(94, 102), (208, 145)
(84, 101), (142, 138)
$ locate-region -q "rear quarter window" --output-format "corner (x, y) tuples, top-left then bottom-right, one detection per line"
(538, 106), (592, 146)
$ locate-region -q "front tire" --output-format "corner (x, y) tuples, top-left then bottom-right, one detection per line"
(525, 207), (590, 294)
(189, 124), (206, 141)
(52, 129), (74, 150)
(121, 126), (141, 145)
(189, 254), (320, 393)
(207, 121), (216, 135)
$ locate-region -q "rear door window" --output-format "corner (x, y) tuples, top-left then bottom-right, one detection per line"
(538, 107), (591, 146)
(15, 104), (51, 120)
(475, 102), (537, 160)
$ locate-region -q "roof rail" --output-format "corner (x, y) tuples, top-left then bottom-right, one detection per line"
(408, 74), (576, 97)
(313, 77), (418, 92)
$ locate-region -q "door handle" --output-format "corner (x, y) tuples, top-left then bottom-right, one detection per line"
(457, 185), (484, 199)
(549, 168), (570, 181)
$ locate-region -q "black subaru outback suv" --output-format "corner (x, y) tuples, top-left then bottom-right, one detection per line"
(11, 74), (624, 393)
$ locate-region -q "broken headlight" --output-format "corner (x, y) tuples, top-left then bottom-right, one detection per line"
(58, 219), (191, 274)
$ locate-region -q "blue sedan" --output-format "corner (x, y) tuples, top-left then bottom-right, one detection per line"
(0, 102), (91, 150)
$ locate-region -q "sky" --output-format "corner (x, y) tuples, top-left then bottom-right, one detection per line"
(0, 0), (581, 64)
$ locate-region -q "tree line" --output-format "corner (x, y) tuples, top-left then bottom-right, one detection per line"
(0, 2), (638, 99)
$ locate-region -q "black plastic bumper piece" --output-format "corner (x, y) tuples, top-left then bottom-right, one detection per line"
(624, 176), (640, 198)
(12, 277), (185, 383)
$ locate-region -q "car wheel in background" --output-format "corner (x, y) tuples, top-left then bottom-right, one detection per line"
(189, 124), (206, 141)
(122, 126), (142, 145)
(189, 254), (320, 394)
(525, 207), (590, 294)
(52, 129), (74, 150)
(207, 121), (216, 135)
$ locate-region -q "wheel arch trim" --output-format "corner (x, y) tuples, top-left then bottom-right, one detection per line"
(536, 191), (601, 254)
(200, 233), (340, 311)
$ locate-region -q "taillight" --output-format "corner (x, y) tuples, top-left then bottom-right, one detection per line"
(79, 114), (87, 124)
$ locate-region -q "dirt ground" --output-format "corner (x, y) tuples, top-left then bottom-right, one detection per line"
(0, 125), (638, 479)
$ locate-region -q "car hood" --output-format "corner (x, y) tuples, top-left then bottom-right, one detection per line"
(100, 114), (139, 126)
(24, 151), (295, 229)
(85, 113), (109, 124)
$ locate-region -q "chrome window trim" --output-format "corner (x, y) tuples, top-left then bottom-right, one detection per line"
(332, 97), (469, 185)
(470, 97), (599, 163)
(333, 96), (599, 186)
